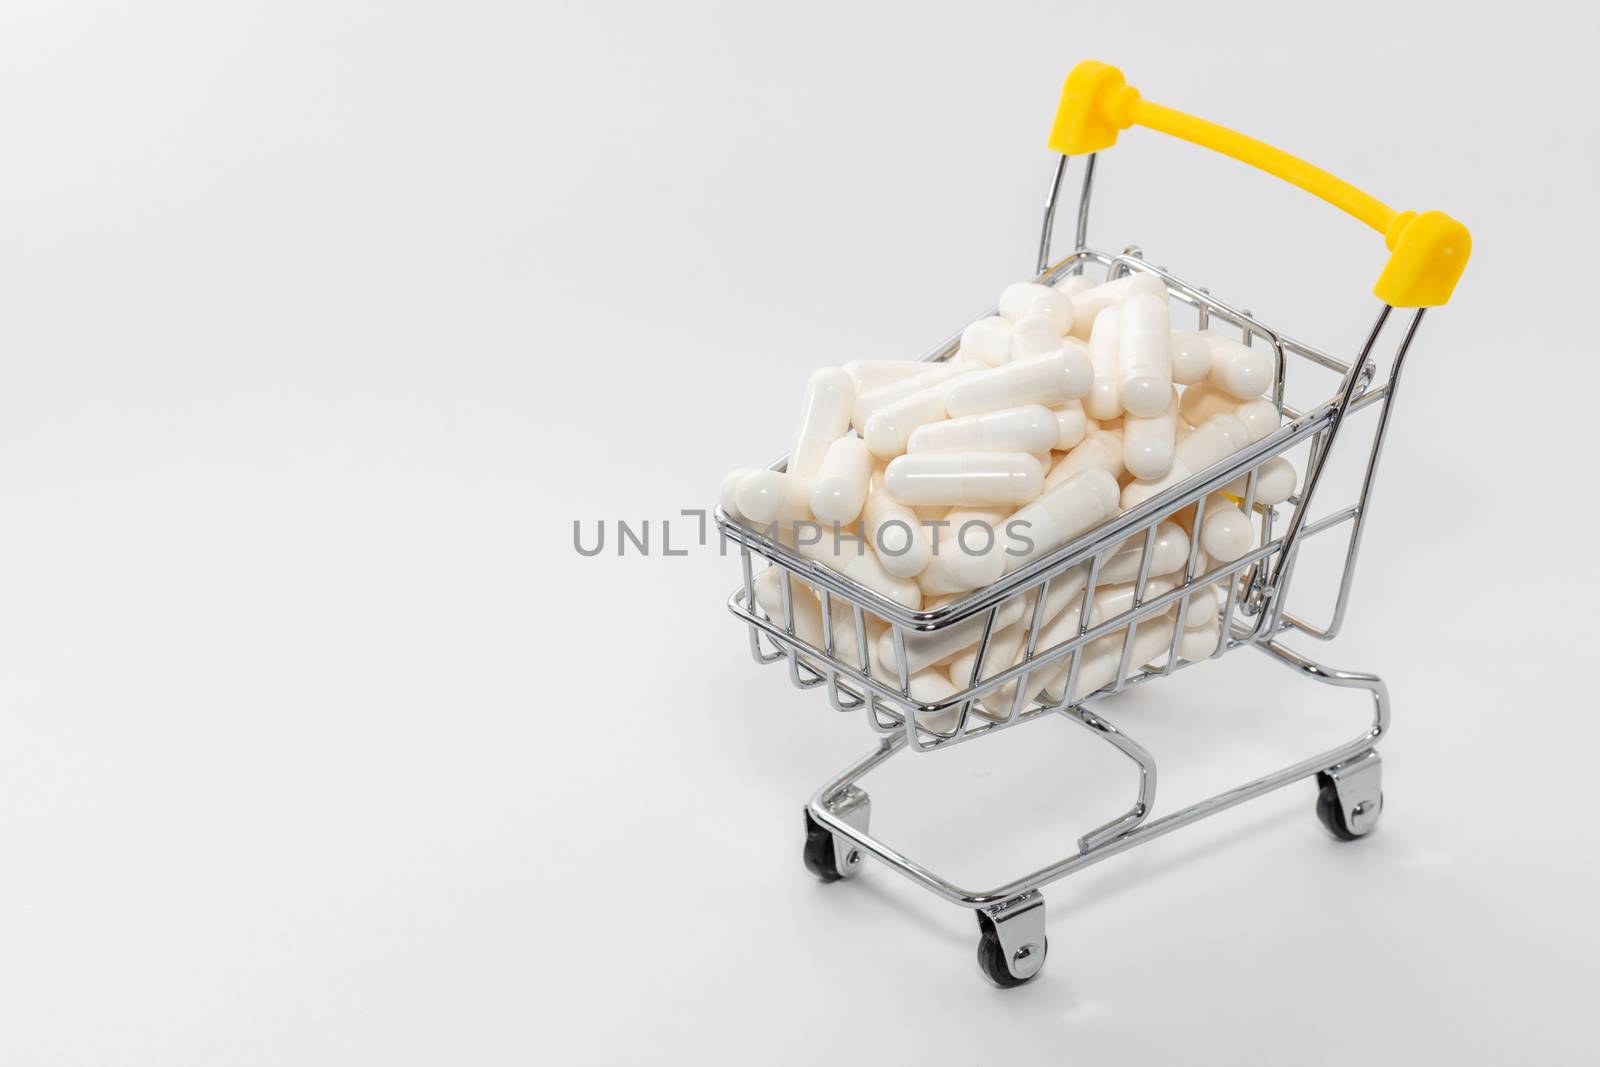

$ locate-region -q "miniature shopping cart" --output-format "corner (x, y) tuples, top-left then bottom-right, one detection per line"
(718, 61), (1470, 987)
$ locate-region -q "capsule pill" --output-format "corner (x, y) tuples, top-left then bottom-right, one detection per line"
(1052, 400), (1088, 451)
(1001, 468), (1121, 573)
(1169, 329), (1213, 385)
(957, 317), (1015, 367)
(885, 452), (1046, 508)
(1123, 386), (1179, 480)
(810, 436), (873, 524)
(864, 385), (953, 459)
(790, 367), (855, 478)
(852, 359), (982, 431)
(1085, 306), (1123, 421)
(942, 346), (1092, 418)
(907, 404), (1058, 456)
(862, 471), (932, 578)
(843, 359), (936, 394)
(1202, 332), (1275, 399)
(1009, 315), (1063, 361)
(1046, 423), (1124, 488)
(737, 469), (813, 525)
(999, 282), (1075, 334)
(1067, 271), (1166, 340)
(914, 506), (1012, 596)
(1118, 291), (1173, 418)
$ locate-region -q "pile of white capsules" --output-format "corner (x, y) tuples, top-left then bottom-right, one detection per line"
(721, 271), (1298, 715)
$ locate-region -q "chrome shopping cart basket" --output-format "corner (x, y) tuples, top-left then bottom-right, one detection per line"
(718, 60), (1470, 987)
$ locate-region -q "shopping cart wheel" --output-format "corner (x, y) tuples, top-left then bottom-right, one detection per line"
(976, 892), (1047, 988)
(803, 812), (846, 881)
(802, 787), (870, 882)
(1315, 750), (1384, 841)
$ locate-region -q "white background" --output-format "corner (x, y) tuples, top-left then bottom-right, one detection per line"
(3, 2), (1598, 1063)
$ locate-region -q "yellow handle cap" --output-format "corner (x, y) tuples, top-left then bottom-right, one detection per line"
(1047, 60), (1140, 156)
(1373, 210), (1471, 308)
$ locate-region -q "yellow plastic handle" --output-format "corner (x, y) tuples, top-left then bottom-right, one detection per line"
(1047, 60), (1470, 308)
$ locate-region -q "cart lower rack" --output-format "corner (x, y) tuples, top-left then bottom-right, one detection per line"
(719, 61), (1468, 987)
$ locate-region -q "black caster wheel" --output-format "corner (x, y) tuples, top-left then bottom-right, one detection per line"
(1315, 772), (1382, 841)
(803, 811), (843, 882)
(976, 912), (1047, 988)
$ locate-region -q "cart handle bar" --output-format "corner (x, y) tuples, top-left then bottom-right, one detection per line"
(1048, 60), (1470, 308)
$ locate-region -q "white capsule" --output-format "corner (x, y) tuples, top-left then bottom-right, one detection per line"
(751, 564), (796, 617)
(871, 655), (959, 710)
(1067, 271), (1166, 339)
(852, 359), (982, 431)
(843, 604), (968, 710)
(885, 452), (1044, 508)
(1181, 384), (1280, 441)
(842, 597), (890, 664)
(1085, 306), (1123, 420)
(978, 576), (1162, 712)
(721, 467), (757, 522)
(792, 521), (921, 609)
(751, 569), (827, 670)
(966, 575), (1098, 715)
(843, 359), (934, 393)
(1053, 273), (1096, 297)
(810, 436), (872, 523)
(915, 506), (1011, 596)
(736, 469), (812, 524)
(862, 471), (931, 578)
(1179, 616), (1221, 660)
(1178, 382), (1231, 428)
(1039, 614), (1176, 702)
(1121, 412), (1252, 510)
(753, 568), (881, 670)
(790, 367), (855, 478)
(863, 385), (951, 459)
(907, 404), (1057, 456)
(903, 671), (973, 734)
(1188, 548), (1234, 617)
(947, 570), (1091, 687)
(1097, 521), (1190, 584)
(1169, 498), (1204, 536)
(1046, 424), (1123, 488)
(881, 575), (1030, 675)
(1223, 456), (1297, 506)
(1190, 492), (1248, 559)
(1202, 332), (1275, 398)
(1200, 494), (1254, 562)
(956, 316), (1014, 367)
(942, 344), (1092, 418)
(1052, 400), (1088, 450)
(1123, 386), (1179, 480)
(1009, 315), (1062, 361)
(999, 282), (1075, 334)
(1117, 292), (1172, 418)
(1234, 398), (1282, 443)
(751, 568), (824, 663)
(1089, 578), (1177, 630)
(1177, 582), (1218, 629)
(1002, 468), (1121, 574)
(1170, 329), (1213, 385)
(901, 675), (964, 730)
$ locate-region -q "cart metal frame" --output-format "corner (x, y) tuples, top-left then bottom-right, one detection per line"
(719, 138), (1433, 985)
